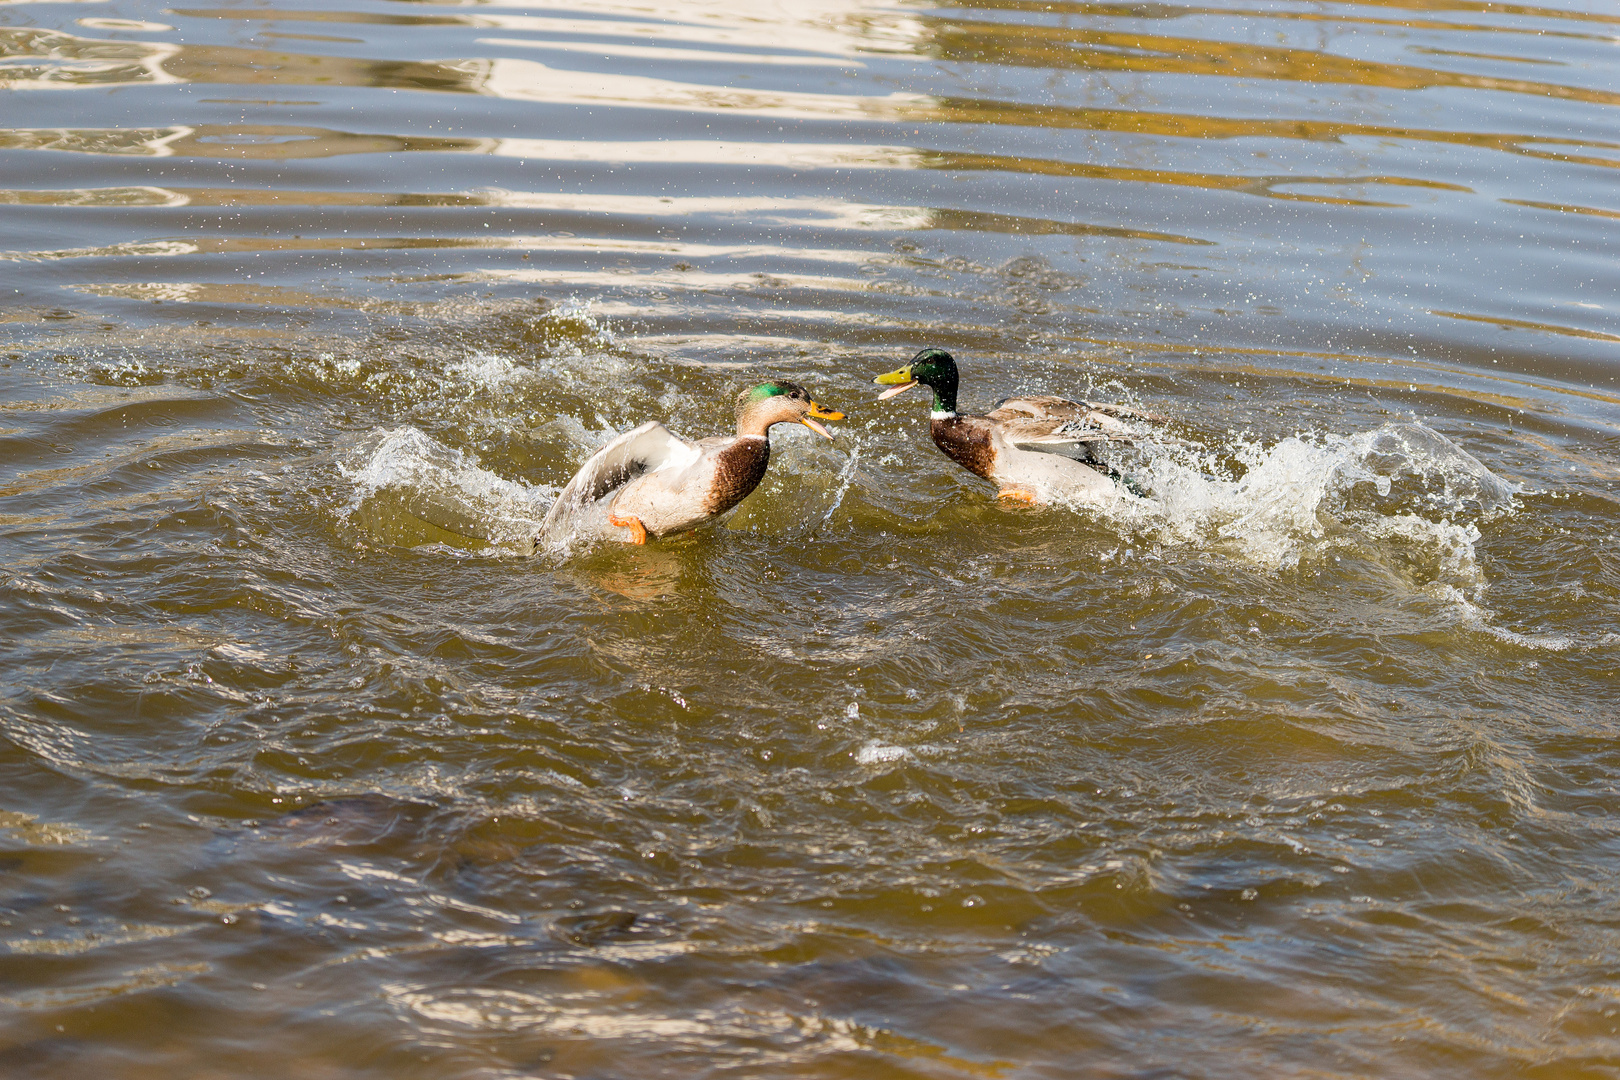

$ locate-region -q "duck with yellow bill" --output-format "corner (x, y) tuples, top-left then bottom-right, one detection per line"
(875, 348), (1167, 506)
(540, 381), (844, 545)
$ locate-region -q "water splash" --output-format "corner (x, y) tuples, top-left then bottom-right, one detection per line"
(337, 427), (550, 555)
(1071, 420), (1561, 644)
(1115, 422), (1517, 575)
(811, 439), (861, 534)
(1440, 585), (1574, 651)
(534, 296), (616, 357)
(855, 742), (913, 765)
(444, 351), (531, 391)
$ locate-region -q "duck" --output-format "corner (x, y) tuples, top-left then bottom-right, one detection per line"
(873, 347), (1166, 505)
(539, 381), (844, 545)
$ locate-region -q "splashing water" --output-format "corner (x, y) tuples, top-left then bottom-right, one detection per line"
(536, 297), (617, 357)
(1114, 422), (1517, 574)
(340, 419), (1517, 587)
(338, 427), (551, 555)
(444, 352), (532, 391)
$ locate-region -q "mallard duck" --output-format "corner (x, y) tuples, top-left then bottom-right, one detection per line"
(874, 347), (1165, 505)
(539, 382), (844, 545)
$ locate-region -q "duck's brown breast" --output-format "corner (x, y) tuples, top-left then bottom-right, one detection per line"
(931, 416), (997, 480)
(703, 437), (771, 515)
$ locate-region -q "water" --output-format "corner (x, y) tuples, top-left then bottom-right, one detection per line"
(3, 0), (1619, 1075)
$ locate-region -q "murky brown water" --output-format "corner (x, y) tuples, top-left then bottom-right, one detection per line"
(3, 0), (1620, 1075)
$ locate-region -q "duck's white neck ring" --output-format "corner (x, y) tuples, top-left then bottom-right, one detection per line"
(930, 409), (957, 420)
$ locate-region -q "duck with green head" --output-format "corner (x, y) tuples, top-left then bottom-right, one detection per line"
(540, 381), (844, 545)
(875, 347), (1166, 505)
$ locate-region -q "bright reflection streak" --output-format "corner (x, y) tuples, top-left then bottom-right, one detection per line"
(473, 37), (857, 67)
(491, 140), (914, 168)
(0, 29), (179, 90)
(451, 0), (922, 56)
(172, 0), (923, 55)
(474, 58), (923, 119)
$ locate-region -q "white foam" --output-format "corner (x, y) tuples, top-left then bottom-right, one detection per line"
(1113, 422), (1517, 573)
(537, 296), (617, 356)
(1440, 586), (1575, 651)
(855, 742), (912, 765)
(338, 427), (551, 553)
(445, 351), (530, 390)
(1071, 420), (1556, 642)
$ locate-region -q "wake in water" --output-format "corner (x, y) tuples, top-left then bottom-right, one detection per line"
(337, 427), (554, 555)
(336, 418), (1522, 617)
(1096, 420), (1558, 646)
(1112, 421), (1516, 569)
(329, 416), (1571, 647)
(336, 418), (857, 558)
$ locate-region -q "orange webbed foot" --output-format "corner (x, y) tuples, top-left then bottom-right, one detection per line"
(997, 489), (1039, 506)
(607, 513), (649, 545)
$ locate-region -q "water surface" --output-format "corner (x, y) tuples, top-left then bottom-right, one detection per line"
(3, 0), (1620, 1076)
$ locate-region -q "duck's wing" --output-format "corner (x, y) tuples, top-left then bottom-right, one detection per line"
(987, 395), (1088, 422)
(989, 394), (1175, 454)
(990, 400), (1138, 453)
(994, 415), (1130, 455)
(540, 421), (699, 535)
(990, 395), (1170, 426)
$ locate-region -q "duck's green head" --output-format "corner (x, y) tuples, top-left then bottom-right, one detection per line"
(874, 348), (959, 414)
(736, 381), (845, 438)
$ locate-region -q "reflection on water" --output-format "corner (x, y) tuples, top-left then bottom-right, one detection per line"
(919, 15), (1620, 106)
(13, 10), (1616, 107)
(3, 0), (1620, 1075)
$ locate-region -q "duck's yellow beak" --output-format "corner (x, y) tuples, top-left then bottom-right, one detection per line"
(874, 365), (917, 400)
(801, 400), (844, 438)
